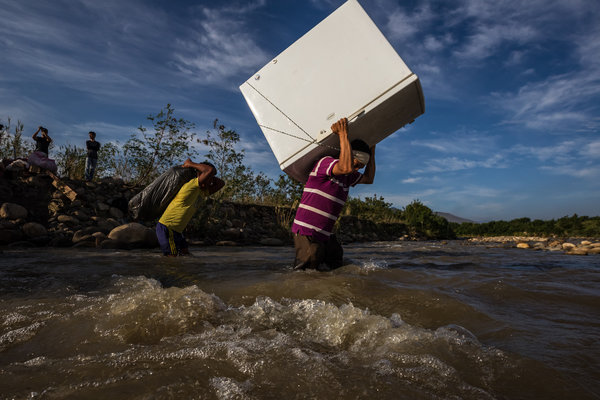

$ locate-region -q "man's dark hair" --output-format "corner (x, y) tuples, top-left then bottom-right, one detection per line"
(351, 139), (371, 156)
(89, 131), (96, 137)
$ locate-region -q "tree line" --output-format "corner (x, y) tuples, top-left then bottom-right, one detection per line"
(451, 215), (600, 237)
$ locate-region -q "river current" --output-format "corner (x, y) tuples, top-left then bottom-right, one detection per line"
(0, 241), (599, 399)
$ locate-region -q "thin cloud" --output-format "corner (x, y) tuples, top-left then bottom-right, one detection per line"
(453, 185), (505, 199)
(540, 165), (600, 179)
(173, 3), (270, 87)
(510, 138), (600, 178)
(402, 177), (421, 184)
(66, 122), (139, 143)
(385, 3), (435, 42)
(410, 130), (498, 155)
(581, 140), (600, 159)
(0, 0), (181, 101)
(0, 90), (54, 126)
(454, 23), (537, 61)
(490, 71), (600, 131)
(453, 0), (592, 60)
(472, 3), (600, 132)
(511, 141), (579, 163)
(412, 154), (507, 174)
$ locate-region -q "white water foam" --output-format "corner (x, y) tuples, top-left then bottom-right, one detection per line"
(0, 275), (511, 399)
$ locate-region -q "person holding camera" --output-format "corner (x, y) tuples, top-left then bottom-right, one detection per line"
(32, 126), (52, 156)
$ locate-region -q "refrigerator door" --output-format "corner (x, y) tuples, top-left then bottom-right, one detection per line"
(240, 0), (424, 182)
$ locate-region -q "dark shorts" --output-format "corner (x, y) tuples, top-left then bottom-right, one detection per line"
(156, 222), (188, 256)
(293, 233), (343, 271)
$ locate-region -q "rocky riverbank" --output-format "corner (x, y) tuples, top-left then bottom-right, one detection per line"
(0, 167), (409, 250)
(468, 236), (600, 255)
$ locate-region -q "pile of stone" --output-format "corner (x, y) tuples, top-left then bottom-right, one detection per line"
(0, 171), (158, 249)
(0, 169), (293, 249)
(516, 239), (600, 255)
(1, 168), (412, 250)
(468, 236), (600, 255)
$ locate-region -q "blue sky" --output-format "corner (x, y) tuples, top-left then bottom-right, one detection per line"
(1, 0), (599, 221)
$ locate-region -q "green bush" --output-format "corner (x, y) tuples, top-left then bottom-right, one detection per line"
(451, 214), (600, 237)
(402, 199), (455, 239)
(344, 195), (402, 223)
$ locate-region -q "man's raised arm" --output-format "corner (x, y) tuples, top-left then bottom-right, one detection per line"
(183, 158), (215, 186)
(331, 118), (353, 175)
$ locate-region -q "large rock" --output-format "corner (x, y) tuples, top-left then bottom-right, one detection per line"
(108, 223), (158, 248)
(93, 232), (107, 247)
(57, 214), (80, 225)
(223, 227), (242, 240)
(99, 239), (123, 249)
(73, 227), (102, 243)
(0, 203), (28, 220)
(48, 235), (73, 247)
(109, 207), (124, 219)
(94, 217), (120, 233)
(96, 202), (110, 212)
(72, 210), (90, 221)
(566, 248), (588, 255)
(92, 231), (107, 241)
(72, 240), (95, 248)
(22, 222), (48, 238)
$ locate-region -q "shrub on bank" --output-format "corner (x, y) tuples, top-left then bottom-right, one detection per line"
(451, 215), (600, 238)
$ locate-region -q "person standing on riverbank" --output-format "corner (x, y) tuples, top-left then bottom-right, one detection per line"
(156, 158), (224, 256)
(85, 131), (101, 181)
(32, 126), (52, 156)
(291, 117), (376, 271)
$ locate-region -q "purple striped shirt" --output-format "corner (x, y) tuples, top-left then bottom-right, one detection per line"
(292, 156), (362, 241)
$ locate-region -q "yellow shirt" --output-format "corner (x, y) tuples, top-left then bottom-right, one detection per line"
(158, 178), (205, 233)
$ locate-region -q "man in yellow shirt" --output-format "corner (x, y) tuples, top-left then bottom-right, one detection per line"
(156, 158), (224, 256)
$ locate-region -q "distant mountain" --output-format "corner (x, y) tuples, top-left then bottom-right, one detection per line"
(434, 212), (476, 224)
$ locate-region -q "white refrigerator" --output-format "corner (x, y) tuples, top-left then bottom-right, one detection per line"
(240, 0), (425, 183)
